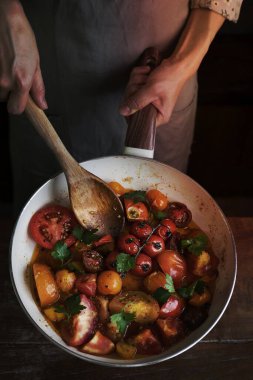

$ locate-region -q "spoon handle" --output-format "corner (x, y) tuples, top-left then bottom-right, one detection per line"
(25, 96), (84, 180)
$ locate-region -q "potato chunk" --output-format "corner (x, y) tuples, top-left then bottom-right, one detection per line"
(109, 291), (159, 324)
(33, 263), (59, 308)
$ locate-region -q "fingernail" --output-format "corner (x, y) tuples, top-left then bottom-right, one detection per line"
(120, 105), (131, 116)
(41, 98), (48, 110)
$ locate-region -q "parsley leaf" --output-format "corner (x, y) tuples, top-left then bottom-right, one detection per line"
(54, 294), (86, 320)
(123, 191), (147, 203)
(51, 240), (71, 263)
(153, 210), (168, 220)
(164, 274), (175, 293)
(177, 280), (205, 299)
(65, 261), (85, 274)
(116, 253), (135, 273)
(110, 311), (135, 334)
(152, 287), (170, 304)
(72, 226), (98, 244)
(181, 234), (208, 256)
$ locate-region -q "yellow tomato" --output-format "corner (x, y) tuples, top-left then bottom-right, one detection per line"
(97, 270), (122, 295)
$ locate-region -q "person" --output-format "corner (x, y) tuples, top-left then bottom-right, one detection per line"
(0, 0), (243, 214)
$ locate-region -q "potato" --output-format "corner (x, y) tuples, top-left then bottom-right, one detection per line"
(116, 341), (137, 359)
(80, 331), (114, 355)
(55, 269), (76, 293)
(109, 291), (159, 324)
(33, 263), (59, 308)
(189, 288), (211, 306)
(44, 306), (65, 322)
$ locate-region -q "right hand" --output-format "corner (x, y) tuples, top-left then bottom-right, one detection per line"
(0, 0), (47, 114)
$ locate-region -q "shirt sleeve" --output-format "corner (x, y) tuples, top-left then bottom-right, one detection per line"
(190, 0), (243, 22)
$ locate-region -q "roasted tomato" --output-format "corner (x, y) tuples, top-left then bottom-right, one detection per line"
(131, 253), (152, 277)
(159, 294), (185, 318)
(144, 271), (166, 293)
(124, 199), (149, 221)
(155, 219), (176, 240)
(117, 234), (140, 256)
(97, 270), (122, 295)
(131, 329), (162, 355)
(94, 234), (113, 247)
(143, 235), (165, 258)
(146, 189), (168, 211)
(157, 250), (187, 288)
(82, 250), (104, 273)
(130, 221), (153, 241)
(167, 202), (192, 228)
(75, 273), (97, 296)
(28, 205), (77, 249)
(105, 250), (119, 270)
(108, 181), (127, 196)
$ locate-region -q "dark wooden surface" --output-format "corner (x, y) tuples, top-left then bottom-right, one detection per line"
(1, 216), (253, 380)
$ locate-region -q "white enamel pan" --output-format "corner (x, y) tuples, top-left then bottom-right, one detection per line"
(10, 48), (237, 367)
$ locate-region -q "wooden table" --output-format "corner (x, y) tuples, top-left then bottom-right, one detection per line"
(1, 217), (252, 380)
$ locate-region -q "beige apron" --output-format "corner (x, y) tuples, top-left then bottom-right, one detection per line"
(10, 0), (197, 212)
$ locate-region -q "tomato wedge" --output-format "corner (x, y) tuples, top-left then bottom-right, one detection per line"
(28, 205), (77, 249)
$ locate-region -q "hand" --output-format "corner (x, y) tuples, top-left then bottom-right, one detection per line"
(119, 59), (187, 127)
(0, 0), (47, 114)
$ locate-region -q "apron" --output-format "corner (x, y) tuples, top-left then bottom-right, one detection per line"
(10, 0), (197, 213)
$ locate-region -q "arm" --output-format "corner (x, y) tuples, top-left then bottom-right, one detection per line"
(120, 9), (226, 127)
(0, 0), (47, 114)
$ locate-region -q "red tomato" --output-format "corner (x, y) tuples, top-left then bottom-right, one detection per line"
(28, 205), (77, 249)
(159, 295), (185, 319)
(155, 219), (176, 240)
(131, 253), (152, 277)
(124, 199), (149, 221)
(157, 250), (187, 288)
(143, 235), (165, 258)
(94, 235), (113, 247)
(167, 202), (192, 228)
(146, 189), (168, 211)
(117, 234), (140, 256)
(105, 251), (119, 270)
(129, 221), (152, 240)
(75, 274), (97, 297)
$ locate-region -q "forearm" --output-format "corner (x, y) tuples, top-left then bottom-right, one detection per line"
(166, 9), (225, 79)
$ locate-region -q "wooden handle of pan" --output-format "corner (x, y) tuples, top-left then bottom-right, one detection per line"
(124, 47), (161, 158)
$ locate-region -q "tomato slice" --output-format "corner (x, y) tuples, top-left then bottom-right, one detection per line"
(28, 205), (77, 249)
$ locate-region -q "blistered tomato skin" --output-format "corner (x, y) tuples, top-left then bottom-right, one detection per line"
(155, 219), (176, 240)
(167, 202), (192, 228)
(143, 235), (165, 258)
(159, 295), (185, 319)
(124, 199), (149, 221)
(146, 189), (168, 211)
(117, 234), (140, 255)
(83, 250), (104, 273)
(131, 253), (152, 277)
(157, 250), (187, 288)
(130, 221), (153, 241)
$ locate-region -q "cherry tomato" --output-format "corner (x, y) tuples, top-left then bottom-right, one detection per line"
(167, 202), (192, 228)
(146, 189), (168, 211)
(97, 270), (122, 295)
(94, 234), (113, 247)
(82, 250), (104, 273)
(159, 295), (185, 318)
(130, 221), (152, 241)
(131, 253), (152, 277)
(157, 250), (187, 288)
(143, 235), (165, 258)
(75, 274), (97, 297)
(155, 219), (176, 240)
(124, 199), (149, 221)
(105, 251), (119, 270)
(108, 181), (127, 196)
(144, 271), (166, 293)
(28, 205), (77, 249)
(117, 234), (140, 256)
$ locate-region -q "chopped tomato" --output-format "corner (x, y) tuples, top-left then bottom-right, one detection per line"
(29, 205), (77, 249)
(124, 199), (149, 221)
(159, 295), (185, 318)
(157, 250), (187, 288)
(146, 189), (168, 211)
(94, 234), (113, 247)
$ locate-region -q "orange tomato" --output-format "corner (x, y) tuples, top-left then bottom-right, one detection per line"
(146, 189), (168, 211)
(97, 270), (122, 295)
(108, 181), (127, 196)
(144, 271), (166, 293)
(156, 250), (187, 289)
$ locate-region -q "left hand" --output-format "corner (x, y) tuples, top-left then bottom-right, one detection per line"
(119, 59), (187, 127)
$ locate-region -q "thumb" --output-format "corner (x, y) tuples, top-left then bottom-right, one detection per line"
(120, 86), (156, 116)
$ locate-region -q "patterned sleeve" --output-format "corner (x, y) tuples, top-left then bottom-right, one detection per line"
(190, 0), (243, 22)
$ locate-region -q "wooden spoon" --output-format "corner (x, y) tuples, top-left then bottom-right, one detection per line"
(25, 96), (125, 237)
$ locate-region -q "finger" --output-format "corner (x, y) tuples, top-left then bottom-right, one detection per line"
(125, 83), (145, 99)
(30, 66), (48, 109)
(120, 86), (157, 116)
(7, 66), (33, 114)
(0, 76), (12, 101)
(129, 65), (151, 79)
(127, 73), (149, 87)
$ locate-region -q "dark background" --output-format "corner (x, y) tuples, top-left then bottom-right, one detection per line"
(0, 1), (253, 217)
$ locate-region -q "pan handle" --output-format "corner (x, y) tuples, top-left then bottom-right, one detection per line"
(123, 47), (161, 159)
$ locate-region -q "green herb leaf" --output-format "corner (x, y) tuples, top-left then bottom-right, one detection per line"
(152, 287), (170, 304)
(164, 274), (175, 293)
(177, 280), (205, 299)
(123, 190), (147, 203)
(65, 261), (85, 274)
(72, 226), (98, 244)
(54, 294), (86, 320)
(116, 253), (135, 273)
(181, 234), (208, 256)
(110, 311), (135, 334)
(153, 210), (168, 220)
(51, 240), (71, 263)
